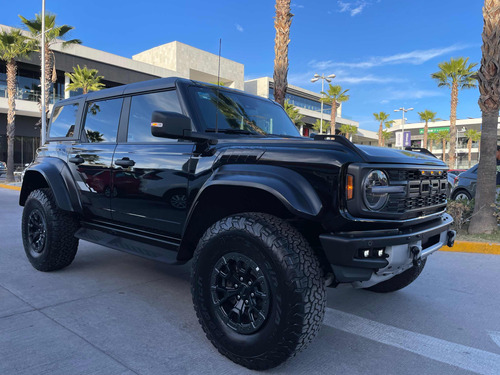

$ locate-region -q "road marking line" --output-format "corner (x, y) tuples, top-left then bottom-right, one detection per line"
(324, 308), (500, 375)
(0, 184), (21, 191)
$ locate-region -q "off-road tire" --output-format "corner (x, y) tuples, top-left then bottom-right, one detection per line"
(22, 188), (79, 271)
(365, 258), (427, 293)
(191, 213), (326, 370)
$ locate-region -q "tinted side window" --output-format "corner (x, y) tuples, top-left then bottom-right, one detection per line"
(127, 90), (182, 142)
(82, 98), (123, 143)
(49, 103), (79, 138)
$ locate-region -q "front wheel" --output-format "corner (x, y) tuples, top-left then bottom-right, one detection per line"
(191, 213), (326, 370)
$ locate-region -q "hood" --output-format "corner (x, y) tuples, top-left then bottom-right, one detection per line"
(355, 145), (447, 166)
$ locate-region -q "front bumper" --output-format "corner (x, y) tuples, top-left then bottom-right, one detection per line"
(320, 213), (455, 286)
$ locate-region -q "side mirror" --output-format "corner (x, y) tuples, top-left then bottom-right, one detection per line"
(151, 111), (192, 139)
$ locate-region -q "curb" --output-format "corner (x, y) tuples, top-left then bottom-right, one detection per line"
(0, 183), (21, 191)
(441, 241), (500, 255)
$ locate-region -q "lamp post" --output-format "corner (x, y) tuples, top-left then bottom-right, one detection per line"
(311, 73), (335, 134)
(394, 107), (413, 149)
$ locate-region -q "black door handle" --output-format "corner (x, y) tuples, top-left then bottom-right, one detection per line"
(69, 156), (84, 164)
(115, 157), (135, 167)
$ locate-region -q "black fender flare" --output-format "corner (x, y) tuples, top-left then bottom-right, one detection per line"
(191, 164), (322, 220)
(20, 157), (82, 213)
(177, 164), (323, 261)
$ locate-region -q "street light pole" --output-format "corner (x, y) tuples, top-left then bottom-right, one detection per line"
(40, 0), (46, 145)
(394, 107), (413, 149)
(311, 73), (335, 134)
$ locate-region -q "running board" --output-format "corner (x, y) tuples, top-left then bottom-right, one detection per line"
(75, 227), (184, 265)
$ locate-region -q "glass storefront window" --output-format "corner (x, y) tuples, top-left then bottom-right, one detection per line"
(269, 88), (332, 114)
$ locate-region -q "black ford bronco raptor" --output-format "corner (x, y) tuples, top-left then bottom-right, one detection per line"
(20, 78), (455, 370)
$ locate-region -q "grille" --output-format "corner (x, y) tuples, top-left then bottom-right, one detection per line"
(384, 168), (447, 214)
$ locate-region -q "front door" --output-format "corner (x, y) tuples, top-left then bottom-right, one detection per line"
(110, 90), (194, 236)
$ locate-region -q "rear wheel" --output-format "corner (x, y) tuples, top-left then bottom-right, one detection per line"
(191, 213), (326, 370)
(22, 188), (80, 272)
(364, 258), (427, 293)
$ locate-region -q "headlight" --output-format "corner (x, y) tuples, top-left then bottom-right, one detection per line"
(363, 170), (389, 211)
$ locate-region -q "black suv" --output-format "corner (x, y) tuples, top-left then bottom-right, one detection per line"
(20, 78), (455, 370)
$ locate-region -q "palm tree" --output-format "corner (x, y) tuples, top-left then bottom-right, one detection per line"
(321, 84), (350, 135)
(65, 65), (104, 94)
(0, 30), (34, 182)
(19, 13), (81, 132)
(431, 57), (477, 168)
(339, 124), (358, 140)
(417, 109), (438, 149)
(464, 129), (481, 168)
(273, 0), (292, 106)
(381, 130), (392, 146)
(428, 132), (440, 153)
(469, 0), (500, 234)
(312, 119), (330, 133)
(435, 130), (450, 163)
(284, 100), (305, 130)
(373, 112), (390, 146)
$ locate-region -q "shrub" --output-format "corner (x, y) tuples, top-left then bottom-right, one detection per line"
(447, 199), (475, 231)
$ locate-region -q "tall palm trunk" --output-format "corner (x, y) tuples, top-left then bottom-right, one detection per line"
(39, 42), (51, 132)
(442, 139), (446, 162)
(448, 82), (458, 168)
(469, 0), (500, 234)
(6, 58), (16, 182)
(429, 140), (433, 153)
(467, 138), (472, 168)
(377, 121), (383, 146)
(423, 120), (429, 149)
(330, 100), (337, 134)
(273, 0), (292, 107)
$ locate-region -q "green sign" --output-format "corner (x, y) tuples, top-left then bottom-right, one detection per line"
(419, 126), (449, 134)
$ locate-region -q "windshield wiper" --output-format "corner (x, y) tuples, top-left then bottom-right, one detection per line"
(206, 128), (259, 135)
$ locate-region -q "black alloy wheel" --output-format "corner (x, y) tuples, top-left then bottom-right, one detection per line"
(210, 252), (270, 334)
(27, 208), (47, 256)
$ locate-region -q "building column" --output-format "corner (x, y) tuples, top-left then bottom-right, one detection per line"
(64, 75), (70, 99)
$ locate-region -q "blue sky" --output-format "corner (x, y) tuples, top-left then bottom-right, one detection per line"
(3, 0), (484, 132)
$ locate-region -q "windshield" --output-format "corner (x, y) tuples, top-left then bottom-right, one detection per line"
(188, 86), (301, 137)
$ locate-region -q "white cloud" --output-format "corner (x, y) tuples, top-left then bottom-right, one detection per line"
(292, 3), (305, 8)
(309, 44), (472, 70)
(385, 89), (444, 101)
(338, 1), (369, 16)
(287, 70), (403, 87)
(235, 24), (244, 32)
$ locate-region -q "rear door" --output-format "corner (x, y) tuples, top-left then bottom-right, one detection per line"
(110, 89), (195, 236)
(68, 97), (124, 220)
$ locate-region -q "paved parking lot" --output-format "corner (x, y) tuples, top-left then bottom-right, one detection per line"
(1, 187), (499, 375)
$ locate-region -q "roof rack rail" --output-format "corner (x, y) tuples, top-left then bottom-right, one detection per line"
(403, 147), (437, 158)
(313, 134), (364, 157)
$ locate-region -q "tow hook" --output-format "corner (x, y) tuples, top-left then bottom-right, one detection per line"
(410, 246), (422, 267)
(447, 230), (456, 247)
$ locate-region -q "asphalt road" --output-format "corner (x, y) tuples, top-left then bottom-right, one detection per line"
(1, 187), (499, 375)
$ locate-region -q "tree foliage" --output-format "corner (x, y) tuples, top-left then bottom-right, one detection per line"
(417, 109), (438, 149)
(0, 29), (35, 182)
(431, 57), (477, 167)
(65, 65), (105, 94)
(284, 100), (305, 128)
(321, 84), (349, 135)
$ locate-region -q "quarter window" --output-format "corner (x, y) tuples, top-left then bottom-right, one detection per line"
(127, 90), (182, 142)
(49, 103), (79, 138)
(82, 98), (123, 143)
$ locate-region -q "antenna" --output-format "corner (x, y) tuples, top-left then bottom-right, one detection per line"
(215, 38), (221, 133)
